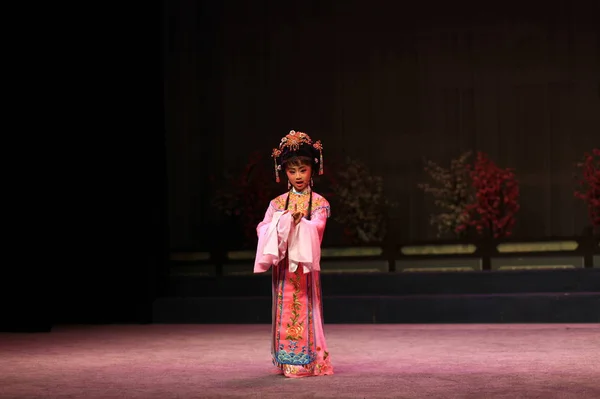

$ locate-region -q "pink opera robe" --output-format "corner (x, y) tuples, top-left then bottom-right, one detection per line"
(254, 191), (334, 378)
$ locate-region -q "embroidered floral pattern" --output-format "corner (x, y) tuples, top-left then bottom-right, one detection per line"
(285, 270), (304, 341)
(271, 192), (330, 218)
(274, 267), (318, 366)
(268, 189), (334, 378)
(272, 266), (286, 360)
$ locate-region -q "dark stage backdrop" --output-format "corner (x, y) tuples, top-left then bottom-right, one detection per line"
(164, 0), (599, 250)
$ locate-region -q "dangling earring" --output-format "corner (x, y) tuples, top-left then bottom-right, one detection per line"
(288, 180), (291, 190)
(310, 178), (314, 187)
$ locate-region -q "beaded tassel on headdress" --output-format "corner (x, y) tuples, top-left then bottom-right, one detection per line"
(271, 148), (282, 182)
(313, 140), (324, 175)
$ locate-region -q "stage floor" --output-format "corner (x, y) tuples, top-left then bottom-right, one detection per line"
(1, 324), (599, 398)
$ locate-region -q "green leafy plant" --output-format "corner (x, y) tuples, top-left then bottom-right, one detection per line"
(418, 151), (474, 238)
(327, 156), (393, 243)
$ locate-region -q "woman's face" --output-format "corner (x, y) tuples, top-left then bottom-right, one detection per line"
(285, 162), (312, 192)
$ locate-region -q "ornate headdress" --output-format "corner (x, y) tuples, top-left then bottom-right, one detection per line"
(271, 130), (324, 182)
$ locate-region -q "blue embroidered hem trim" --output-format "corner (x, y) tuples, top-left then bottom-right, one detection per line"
(275, 350), (317, 365)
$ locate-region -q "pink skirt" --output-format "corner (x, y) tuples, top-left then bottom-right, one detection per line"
(270, 258), (334, 378)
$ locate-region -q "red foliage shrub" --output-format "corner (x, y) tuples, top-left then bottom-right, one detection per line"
(212, 151), (280, 247)
(574, 149), (600, 228)
(457, 152), (520, 238)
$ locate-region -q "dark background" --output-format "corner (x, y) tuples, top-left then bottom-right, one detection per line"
(5, 0), (598, 330)
(165, 0), (599, 251)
